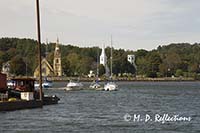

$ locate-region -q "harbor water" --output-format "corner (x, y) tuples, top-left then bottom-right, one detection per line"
(0, 81), (200, 132)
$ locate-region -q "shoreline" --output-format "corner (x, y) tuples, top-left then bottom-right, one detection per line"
(8, 76), (199, 82)
(46, 77), (198, 82)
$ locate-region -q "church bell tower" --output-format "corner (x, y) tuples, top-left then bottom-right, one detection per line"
(53, 38), (62, 76)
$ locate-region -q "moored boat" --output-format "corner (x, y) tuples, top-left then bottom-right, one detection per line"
(103, 36), (118, 91)
(89, 47), (102, 90)
(0, 76), (60, 111)
(35, 80), (53, 89)
(42, 80), (53, 88)
(103, 81), (118, 91)
(65, 80), (83, 91)
(90, 81), (103, 90)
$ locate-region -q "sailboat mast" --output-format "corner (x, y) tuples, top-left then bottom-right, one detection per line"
(97, 47), (99, 80)
(110, 36), (113, 79)
(45, 38), (48, 58)
(36, 0), (43, 101)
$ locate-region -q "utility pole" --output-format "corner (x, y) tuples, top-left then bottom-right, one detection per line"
(36, 0), (43, 101)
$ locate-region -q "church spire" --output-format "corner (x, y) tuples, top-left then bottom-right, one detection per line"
(55, 37), (60, 53)
(100, 44), (107, 66)
(56, 37), (59, 45)
(53, 37), (62, 76)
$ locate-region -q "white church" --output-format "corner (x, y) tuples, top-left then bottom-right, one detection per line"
(99, 44), (110, 76)
(100, 44), (107, 66)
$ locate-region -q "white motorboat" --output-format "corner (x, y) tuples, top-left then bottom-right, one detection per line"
(104, 82), (118, 91)
(42, 80), (53, 88)
(65, 80), (83, 91)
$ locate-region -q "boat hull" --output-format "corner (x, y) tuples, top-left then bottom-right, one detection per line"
(0, 100), (42, 111)
(65, 86), (83, 91)
(65, 81), (83, 91)
(0, 96), (60, 111)
(43, 95), (60, 105)
(89, 82), (103, 90)
(104, 82), (118, 91)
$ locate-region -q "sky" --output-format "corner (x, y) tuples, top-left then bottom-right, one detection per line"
(0, 0), (200, 50)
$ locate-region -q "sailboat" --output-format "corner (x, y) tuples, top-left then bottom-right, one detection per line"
(103, 37), (118, 91)
(89, 47), (102, 90)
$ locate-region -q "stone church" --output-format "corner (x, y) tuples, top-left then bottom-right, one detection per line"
(34, 38), (62, 77)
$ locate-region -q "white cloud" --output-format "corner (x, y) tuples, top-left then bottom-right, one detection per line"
(0, 0), (200, 50)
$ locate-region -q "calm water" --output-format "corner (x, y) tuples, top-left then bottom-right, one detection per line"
(0, 82), (200, 133)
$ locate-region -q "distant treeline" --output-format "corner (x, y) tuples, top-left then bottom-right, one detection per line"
(0, 37), (200, 79)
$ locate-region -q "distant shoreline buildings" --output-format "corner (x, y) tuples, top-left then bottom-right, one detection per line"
(127, 55), (137, 70)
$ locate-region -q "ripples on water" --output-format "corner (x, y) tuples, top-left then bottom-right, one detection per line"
(0, 82), (200, 133)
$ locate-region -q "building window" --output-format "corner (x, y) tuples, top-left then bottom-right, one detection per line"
(42, 68), (46, 75)
(56, 59), (59, 63)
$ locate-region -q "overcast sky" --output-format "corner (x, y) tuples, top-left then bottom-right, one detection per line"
(0, 0), (200, 50)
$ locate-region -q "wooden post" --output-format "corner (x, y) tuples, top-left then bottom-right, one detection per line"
(36, 0), (43, 101)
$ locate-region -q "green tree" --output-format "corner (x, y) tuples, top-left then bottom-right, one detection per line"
(136, 57), (147, 75)
(164, 52), (181, 74)
(66, 53), (80, 76)
(146, 51), (162, 77)
(10, 56), (26, 76)
(135, 49), (149, 76)
(175, 69), (183, 77)
(77, 57), (94, 75)
(62, 57), (71, 76)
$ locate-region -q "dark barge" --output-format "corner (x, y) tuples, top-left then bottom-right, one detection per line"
(0, 100), (42, 111)
(0, 75), (59, 111)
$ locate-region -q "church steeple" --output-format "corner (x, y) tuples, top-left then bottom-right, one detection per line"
(56, 37), (59, 46)
(53, 38), (62, 76)
(100, 44), (107, 66)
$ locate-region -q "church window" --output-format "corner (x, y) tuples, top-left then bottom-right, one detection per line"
(56, 59), (59, 63)
(42, 68), (46, 75)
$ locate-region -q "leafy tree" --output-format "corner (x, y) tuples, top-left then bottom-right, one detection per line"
(136, 57), (147, 75)
(164, 52), (181, 74)
(62, 57), (71, 76)
(2, 37), (200, 79)
(10, 56), (26, 76)
(145, 51), (162, 77)
(77, 56), (94, 75)
(135, 49), (148, 57)
(175, 69), (183, 77)
(66, 53), (80, 76)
